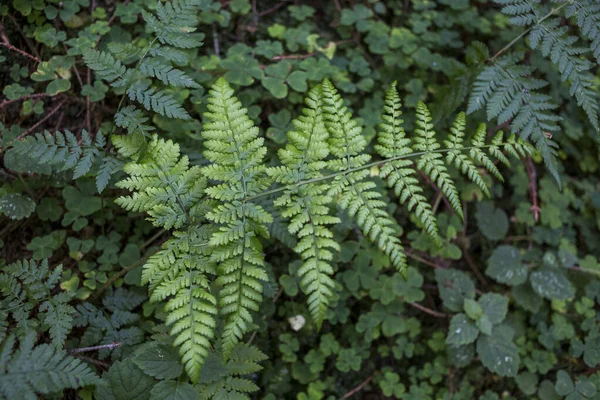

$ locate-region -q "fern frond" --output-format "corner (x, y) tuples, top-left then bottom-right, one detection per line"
(529, 18), (599, 129)
(468, 54), (561, 183)
(565, 0), (600, 62)
(444, 112), (491, 197)
(9, 129), (118, 192)
(142, 0), (205, 49)
(269, 85), (339, 327)
(126, 81), (191, 120)
(115, 136), (217, 382)
(321, 79), (407, 276)
(202, 78), (273, 356)
(0, 259), (74, 348)
(413, 101), (464, 218)
(115, 135), (205, 229)
(375, 83), (440, 245)
(198, 344), (267, 399)
(494, 0), (540, 26)
(115, 106), (156, 138)
(82, 49), (129, 86)
(0, 335), (99, 400)
(139, 57), (200, 88)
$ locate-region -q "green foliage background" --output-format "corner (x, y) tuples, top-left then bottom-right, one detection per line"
(1, 0), (600, 399)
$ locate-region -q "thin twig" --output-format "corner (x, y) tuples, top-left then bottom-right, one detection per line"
(342, 375), (374, 398)
(15, 98), (67, 141)
(0, 42), (41, 63)
(488, 3), (568, 62)
(463, 249), (488, 287)
(525, 156), (540, 222)
(0, 93), (49, 109)
(6, 15), (41, 59)
(86, 68), (92, 133)
(258, 1), (286, 17)
(409, 302), (449, 318)
(69, 342), (121, 354)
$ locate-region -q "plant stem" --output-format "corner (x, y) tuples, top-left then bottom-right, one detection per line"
(488, 3), (569, 62)
(244, 144), (502, 203)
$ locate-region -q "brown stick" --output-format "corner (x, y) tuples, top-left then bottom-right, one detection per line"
(0, 42), (41, 63)
(258, 1), (286, 17)
(410, 302), (449, 318)
(69, 342), (121, 354)
(343, 375), (374, 399)
(16, 98), (67, 140)
(525, 156), (540, 222)
(0, 93), (49, 109)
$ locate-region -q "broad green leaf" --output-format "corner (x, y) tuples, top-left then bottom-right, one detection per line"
(0, 193), (36, 220)
(486, 245), (528, 286)
(475, 201), (509, 241)
(435, 269), (476, 312)
(478, 293), (509, 325)
(150, 380), (196, 400)
(447, 314), (479, 345)
(530, 269), (575, 300)
(95, 359), (155, 400)
(133, 342), (183, 380)
(476, 325), (520, 377)
(555, 370), (574, 396)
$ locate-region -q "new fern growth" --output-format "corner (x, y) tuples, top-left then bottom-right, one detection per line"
(113, 78), (534, 380)
(201, 78), (273, 356)
(269, 85), (340, 327)
(322, 78), (408, 276)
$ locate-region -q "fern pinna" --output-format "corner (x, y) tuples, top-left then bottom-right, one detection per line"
(469, 0), (600, 182)
(114, 78), (533, 380)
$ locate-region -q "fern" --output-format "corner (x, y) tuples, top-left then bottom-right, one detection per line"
(201, 78), (273, 356)
(139, 58), (200, 88)
(268, 85), (339, 327)
(564, 0), (600, 63)
(0, 334), (99, 400)
(321, 78), (407, 276)
(114, 135), (217, 382)
(468, 53), (561, 183)
(0, 258), (74, 347)
(198, 344), (267, 400)
(9, 129), (120, 192)
(73, 288), (145, 360)
(127, 81), (191, 120)
(142, 0), (205, 49)
(375, 83), (440, 245)
(413, 101), (464, 218)
(444, 112), (491, 197)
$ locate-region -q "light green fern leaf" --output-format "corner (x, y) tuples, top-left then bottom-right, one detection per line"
(321, 78), (407, 276)
(444, 112), (491, 197)
(269, 85), (339, 327)
(413, 101), (464, 218)
(126, 81), (191, 120)
(202, 78), (273, 356)
(375, 83), (440, 245)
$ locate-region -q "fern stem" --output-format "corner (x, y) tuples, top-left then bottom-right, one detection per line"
(244, 144), (502, 203)
(488, 2), (569, 62)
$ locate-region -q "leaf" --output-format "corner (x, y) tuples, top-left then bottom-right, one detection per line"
(476, 325), (520, 377)
(512, 283), (543, 313)
(486, 245), (528, 286)
(515, 371), (539, 395)
(46, 79), (71, 95)
(95, 359), (155, 400)
(447, 314), (479, 345)
(0, 193), (36, 220)
(478, 293), (509, 325)
(530, 269), (575, 300)
(555, 370), (574, 396)
(133, 342), (183, 379)
(435, 269), (476, 312)
(150, 380), (197, 400)
(475, 201), (509, 241)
